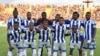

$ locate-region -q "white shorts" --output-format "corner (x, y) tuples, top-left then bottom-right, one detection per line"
(23, 40), (36, 49)
(83, 40), (96, 50)
(38, 40), (51, 48)
(10, 40), (23, 49)
(53, 42), (66, 52)
(70, 41), (81, 50)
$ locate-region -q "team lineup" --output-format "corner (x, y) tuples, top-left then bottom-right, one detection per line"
(7, 8), (96, 56)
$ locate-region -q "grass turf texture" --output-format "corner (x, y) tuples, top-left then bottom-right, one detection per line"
(0, 27), (100, 56)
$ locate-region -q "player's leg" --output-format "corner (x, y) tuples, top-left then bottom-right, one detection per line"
(89, 41), (96, 56)
(31, 40), (37, 56)
(52, 42), (59, 56)
(23, 41), (28, 56)
(77, 42), (82, 56)
(7, 42), (15, 56)
(60, 43), (66, 56)
(83, 40), (88, 56)
(17, 41), (24, 56)
(46, 41), (51, 56)
(38, 41), (43, 56)
(69, 42), (74, 56)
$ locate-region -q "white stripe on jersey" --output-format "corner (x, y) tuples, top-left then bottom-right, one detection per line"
(24, 19), (34, 28)
(68, 30), (83, 43)
(39, 28), (51, 42)
(8, 28), (22, 42)
(70, 19), (81, 29)
(83, 20), (96, 40)
(25, 29), (36, 42)
(7, 17), (23, 29)
(53, 23), (68, 43)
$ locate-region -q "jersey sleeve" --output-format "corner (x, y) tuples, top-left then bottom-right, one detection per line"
(7, 19), (12, 29)
(7, 30), (12, 38)
(81, 20), (85, 28)
(92, 21), (96, 28)
(65, 19), (70, 24)
(65, 24), (70, 29)
(79, 31), (84, 41)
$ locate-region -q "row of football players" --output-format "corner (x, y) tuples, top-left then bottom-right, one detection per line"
(7, 8), (96, 56)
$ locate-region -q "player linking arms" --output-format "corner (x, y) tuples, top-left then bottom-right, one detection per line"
(66, 26), (84, 56)
(82, 12), (96, 56)
(52, 17), (69, 56)
(7, 22), (23, 56)
(38, 20), (51, 56)
(23, 22), (37, 56)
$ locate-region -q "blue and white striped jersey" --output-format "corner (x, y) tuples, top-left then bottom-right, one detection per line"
(82, 20), (96, 40)
(7, 17), (24, 29)
(53, 23), (69, 43)
(7, 28), (22, 42)
(24, 29), (36, 42)
(23, 19), (34, 29)
(39, 28), (51, 42)
(68, 30), (84, 43)
(70, 19), (82, 29)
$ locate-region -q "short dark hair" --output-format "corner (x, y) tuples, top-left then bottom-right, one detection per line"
(86, 12), (91, 14)
(73, 11), (79, 17)
(56, 14), (60, 16)
(42, 12), (46, 15)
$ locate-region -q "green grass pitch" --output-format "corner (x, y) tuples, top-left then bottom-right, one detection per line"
(0, 27), (100, 56)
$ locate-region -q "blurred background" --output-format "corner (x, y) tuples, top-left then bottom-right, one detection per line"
(0, 0), (100, 27)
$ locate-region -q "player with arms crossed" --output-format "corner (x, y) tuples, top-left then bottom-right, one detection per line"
(38, 20), (51, 56)
(82, 12), (96, 56)
(67, 26), (84, 56)
(7, 22), (23, 56)
(52, 17), (69, 56)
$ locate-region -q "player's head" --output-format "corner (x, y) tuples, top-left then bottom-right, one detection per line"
(14, 22), (19, 30)
(72, 11), (79, 20)
(42, 19), (49, 29)
(72, 26), (77, 33)
(55, 14), (60, 21)
(27, 12), (31, 20)
(29, 22), (34, 31)
(58, 17), (64, 25)
(85, 12), (91, 20)
(13, 8), (18, 18)
(41, 12), (47, 19)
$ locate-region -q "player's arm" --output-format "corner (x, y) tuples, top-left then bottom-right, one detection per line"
(80, 31), (84, 49)
(65, 30), (70, 36)
(92, 22), (96, 41)
(7, 32), (13, 51)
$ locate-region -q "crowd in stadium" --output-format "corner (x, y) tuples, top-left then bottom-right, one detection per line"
(7, 6), (96, 56)
(0, 4), (100, 23)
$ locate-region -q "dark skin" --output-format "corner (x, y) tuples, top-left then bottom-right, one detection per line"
(85, 12), (96, 42)
(40, 20), (49, 56)
(58, 17), (64, 26)
(42, 12), (47, 19)
(72, 13), (79, 20)
(29, 22), (34, 31)
(7, 23), (19, 51)
(55, 14), (60, 21)
(69, 27), (83, 56)
(27, 12), (32, 20)
(13, 10), (18, 18)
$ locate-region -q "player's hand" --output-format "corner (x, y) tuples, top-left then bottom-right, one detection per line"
(9, 46), (14, 51)
(92, 38), (94, 42)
